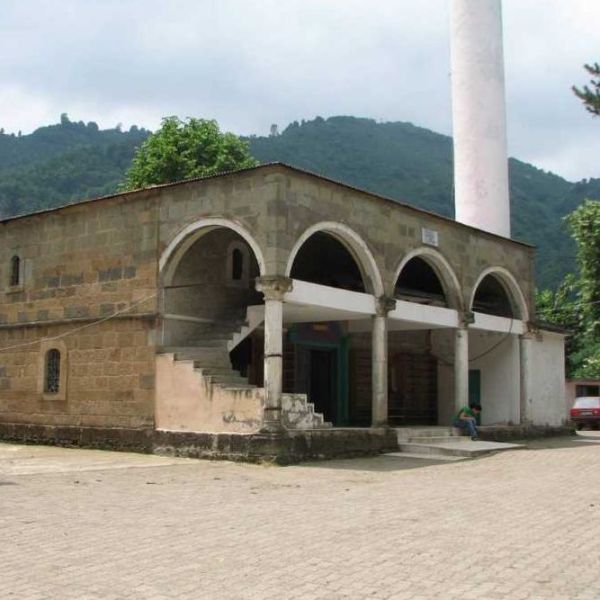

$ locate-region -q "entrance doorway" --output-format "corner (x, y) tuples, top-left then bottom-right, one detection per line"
(309, 348), (337, 424)
(469, 369), (482, 425)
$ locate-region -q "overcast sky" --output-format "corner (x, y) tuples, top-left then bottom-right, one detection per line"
(1, 0), (598, 181)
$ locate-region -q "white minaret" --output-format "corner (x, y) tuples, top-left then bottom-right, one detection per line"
(450, 0), (511, 238)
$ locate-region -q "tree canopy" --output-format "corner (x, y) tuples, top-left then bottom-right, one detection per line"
(121, 117), (257, 190)
(572, 62), (600, 116)
(536, 67), (600, 377)
(537, 201), (600, 378)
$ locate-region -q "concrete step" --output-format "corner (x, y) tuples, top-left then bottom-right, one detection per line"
(197, 367), (243, 377)
(161, 346), (229, 357)
(206, 374), (249, 385)
(405, 435), (465, 443)
(398, 440), (525, 458)
(185, 339), (229, 348)
(217, 384), (258, 391)
(384, 452), (467, 462)
(203, 319), (246, 329)
(394, 427), (454, 441)
(191, 331), (240, 341)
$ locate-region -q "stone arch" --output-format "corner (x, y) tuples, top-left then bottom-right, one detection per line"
(469, 266), (529, 321)
(285, 221), (384, 296)
(392, 247), (463, 310)
(159, 217), (266, 286)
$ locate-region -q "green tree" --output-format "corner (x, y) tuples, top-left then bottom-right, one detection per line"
(573, 62), (600, 116)
(564, 200), (600, 377)
(121, 117), (257, 190)
(541, 201), (600, 378)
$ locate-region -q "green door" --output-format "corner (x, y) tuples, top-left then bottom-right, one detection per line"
(469, 369), (481, 425)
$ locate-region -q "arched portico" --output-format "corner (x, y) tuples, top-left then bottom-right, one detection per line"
(385, 248), (464, 427)
(469, 266), (529, 321)
(463, 267), (530, 427)
(392, 247), (463, 311)
(158, 218), (265, 349)
(280, 222), (387, 427)
(159, 217), (266, 285)
(285, 221), (384, 297)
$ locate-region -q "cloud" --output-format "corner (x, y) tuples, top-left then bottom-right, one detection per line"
(0, 0), (598, 180)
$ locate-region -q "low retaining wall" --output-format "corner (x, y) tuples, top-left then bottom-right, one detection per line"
(0, 422), (398, 464)
(478, 424), (574, 441)
(0, 422), (154, 452)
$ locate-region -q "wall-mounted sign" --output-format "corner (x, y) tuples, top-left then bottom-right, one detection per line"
(421, 227), (439, 247)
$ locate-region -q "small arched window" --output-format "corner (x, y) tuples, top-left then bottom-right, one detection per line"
(226, 242), (250, 287)
(45, 349), (61, 394)
(10, 255), (20, 286)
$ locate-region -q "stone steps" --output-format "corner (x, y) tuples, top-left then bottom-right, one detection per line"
(160, 317), (329, 430)
(397, 441), (490, 458)
(160, 347), (230, 366)
(281, 393), (332, 429)
(204, 373), (251, 385)
(405, 435), (463, 444)
(395, 427), (455, 441)
(393, 427), (524, 459)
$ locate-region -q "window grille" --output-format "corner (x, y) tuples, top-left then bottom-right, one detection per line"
(45, 349), (61, 394)
(10, 256), (20, 286)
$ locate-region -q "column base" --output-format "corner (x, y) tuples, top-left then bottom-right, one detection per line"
(260, 407), (286, 433)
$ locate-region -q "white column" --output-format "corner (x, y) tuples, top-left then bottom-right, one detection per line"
(372, 297), (395, 428)
(454, 326), (469, 412)
(256, 276), (292, 432)
(451, 0), (511, 237)
(519, 333), (534, 424)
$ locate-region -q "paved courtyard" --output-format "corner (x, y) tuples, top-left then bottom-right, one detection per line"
(2, 435), (600, 600)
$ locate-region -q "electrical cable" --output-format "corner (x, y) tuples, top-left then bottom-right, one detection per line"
(0, 292), (157, 353)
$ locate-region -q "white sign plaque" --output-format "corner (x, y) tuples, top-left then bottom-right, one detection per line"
(421, 227), (439, 247)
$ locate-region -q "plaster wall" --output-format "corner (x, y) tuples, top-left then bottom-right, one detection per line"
(530, 331), (567, 426)
(155, 354), (263, 433)
(468, 329), (519, 424)
(431, 327), (520, 425)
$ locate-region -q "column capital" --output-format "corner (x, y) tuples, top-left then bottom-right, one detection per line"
(255, 276), (293, 301)
(458, 310), (475, 328)
(520, 321), (538, 339)
(375, 295), (396, 317)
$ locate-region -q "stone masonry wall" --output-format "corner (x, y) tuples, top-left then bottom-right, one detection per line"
(0, 317), (155, 428)
(274, 167), (536, 314)
(0, 193), (159, 429)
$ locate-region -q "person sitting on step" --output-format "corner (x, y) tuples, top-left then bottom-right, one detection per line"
(453, 403), (482, 441)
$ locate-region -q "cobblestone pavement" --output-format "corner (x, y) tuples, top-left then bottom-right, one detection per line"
(2, 436), (600, 600)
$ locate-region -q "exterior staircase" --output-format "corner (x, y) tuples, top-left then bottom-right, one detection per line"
(392, 427), (524, 460)
(158, 312), (330, 431)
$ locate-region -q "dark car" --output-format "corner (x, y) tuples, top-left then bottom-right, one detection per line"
(570, 396), (600, 430)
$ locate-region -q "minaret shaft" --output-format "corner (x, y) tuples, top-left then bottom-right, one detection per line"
(451, 0), (511, 238)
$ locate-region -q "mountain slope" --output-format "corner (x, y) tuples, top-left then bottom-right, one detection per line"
(0, 116), (148, 215)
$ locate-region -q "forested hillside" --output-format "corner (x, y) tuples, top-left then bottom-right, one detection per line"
(1, 114), (597, 290)
(0, 115), (148, 216)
